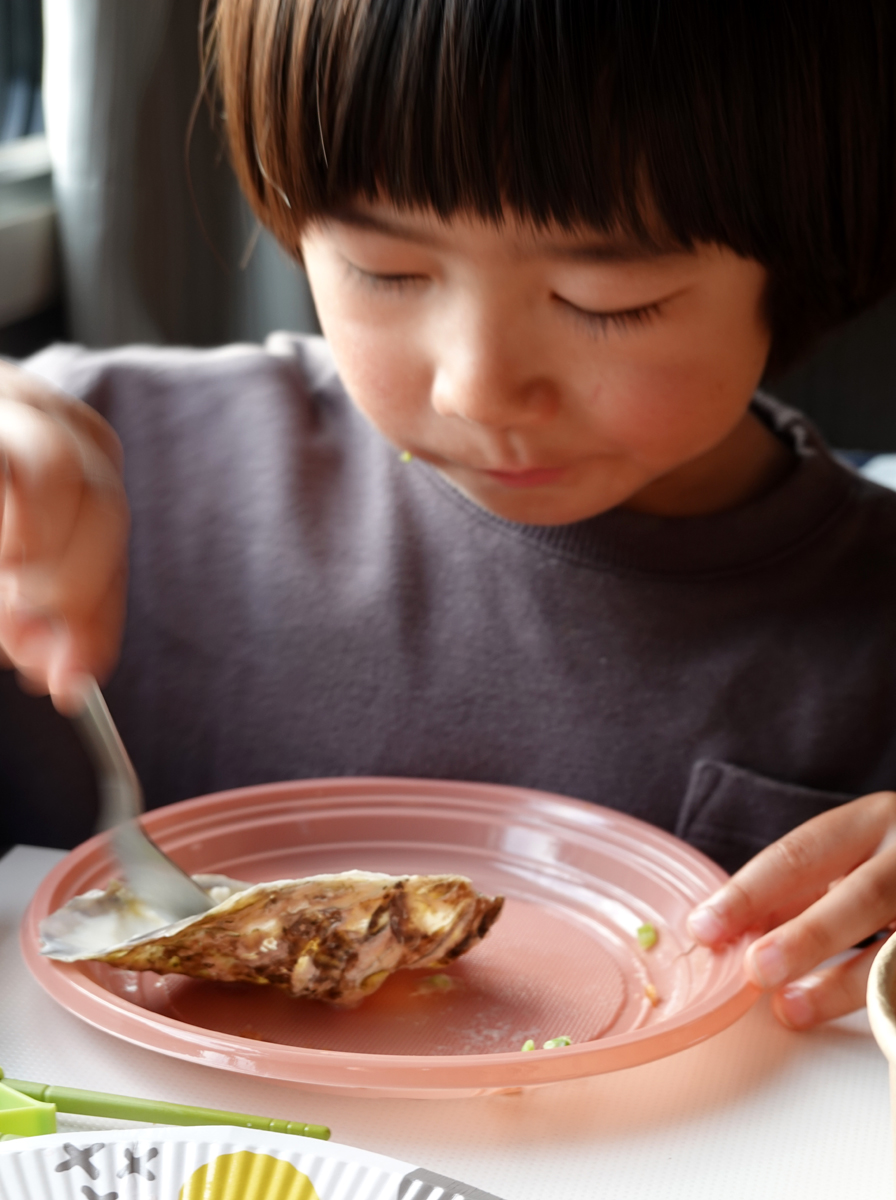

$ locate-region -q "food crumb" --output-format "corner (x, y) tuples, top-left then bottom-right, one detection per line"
(414, 973), (459, 995)
(644, 983), (660, 1006)
(399, 450), (413, 463)
(637, 923), (658, 950)
(521, 1035), (573, 1050)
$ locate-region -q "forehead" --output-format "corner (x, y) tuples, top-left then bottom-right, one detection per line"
(320, 202), (691, 265)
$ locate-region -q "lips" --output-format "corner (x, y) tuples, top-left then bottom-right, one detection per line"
(418, 448), (572, 489)
(481, 466), (567, 488)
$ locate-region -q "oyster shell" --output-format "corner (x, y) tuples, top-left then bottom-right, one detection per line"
(40, 870), (504, 1006)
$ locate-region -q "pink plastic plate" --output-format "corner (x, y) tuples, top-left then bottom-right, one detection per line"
(21, 778), (759, 1098)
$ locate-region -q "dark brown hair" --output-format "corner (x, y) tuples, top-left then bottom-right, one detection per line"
(204, 0), (896, 376)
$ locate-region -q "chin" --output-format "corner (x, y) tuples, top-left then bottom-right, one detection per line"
(462, 484), (619, 527)
(437, 461), (640, 526)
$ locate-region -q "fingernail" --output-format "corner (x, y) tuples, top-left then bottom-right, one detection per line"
(749, 940), (789, 989)
(777, 984), (815, 1030)
(687, 904), (727, 944)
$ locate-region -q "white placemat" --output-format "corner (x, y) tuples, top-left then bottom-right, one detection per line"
(1, 845), (892, 1199)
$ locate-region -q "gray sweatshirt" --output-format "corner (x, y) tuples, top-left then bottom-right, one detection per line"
(6, 334), (896, 871)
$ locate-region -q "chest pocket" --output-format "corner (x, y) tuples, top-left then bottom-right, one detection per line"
(675, 758), (855, 875)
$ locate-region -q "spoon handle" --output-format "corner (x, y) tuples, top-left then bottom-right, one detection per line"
(73, 677), (143, 829)
(72, 677), (214, 920)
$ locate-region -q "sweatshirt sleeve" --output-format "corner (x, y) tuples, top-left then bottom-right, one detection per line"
(20, 335), (340, 424)
(20, 341), (110, 404)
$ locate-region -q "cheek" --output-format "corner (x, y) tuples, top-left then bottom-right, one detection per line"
(591, 321), (769, 465)
(310, 288), (430, 433)
(332, 327), (429, 434)
(559, 254), (768, 442)
(596, 263), (771, 464)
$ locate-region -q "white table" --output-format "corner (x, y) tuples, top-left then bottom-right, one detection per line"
(1, 845), (892, 1199)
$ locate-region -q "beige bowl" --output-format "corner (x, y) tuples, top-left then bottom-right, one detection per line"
(867, 930), (896, 1189)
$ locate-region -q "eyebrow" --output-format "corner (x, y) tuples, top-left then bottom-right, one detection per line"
(328, 207), (677, 263)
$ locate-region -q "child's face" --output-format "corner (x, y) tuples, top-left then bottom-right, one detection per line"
(301, 205), (775, 525)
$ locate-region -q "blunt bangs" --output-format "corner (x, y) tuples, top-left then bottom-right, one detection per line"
(206, 0), (896, 374)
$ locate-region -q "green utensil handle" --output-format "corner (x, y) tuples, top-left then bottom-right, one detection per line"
(3, 1078), (329, 1141)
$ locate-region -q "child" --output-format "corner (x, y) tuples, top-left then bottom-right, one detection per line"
(1, 0), (895, 1033)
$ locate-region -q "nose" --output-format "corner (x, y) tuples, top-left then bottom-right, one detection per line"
(430, 316), (558, 429)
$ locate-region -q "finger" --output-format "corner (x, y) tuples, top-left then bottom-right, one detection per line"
(687, 793), (896, 945)
(0, 434), (124, 591)
(6, 563), (127, 708)
(46, 565), (128, 710)
(13, 475), (129, 617)
(2, 609), (71, 695)
(0, 517), (125, 682)
(742, 839), (896, 989)
(703, 878), (833, 943)
(0, 402), (87, 573)
(771, 941), (883, 1030)
(0, 362), (123, 471)
(0, 424), (127, 664)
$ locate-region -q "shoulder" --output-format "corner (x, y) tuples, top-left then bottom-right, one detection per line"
(754, 391), (896, 552)
(19, 335), (378, 504)
(20, 333), (346, 421)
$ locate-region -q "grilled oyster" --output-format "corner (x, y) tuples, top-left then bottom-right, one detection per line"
(40, 871), (504, 1006)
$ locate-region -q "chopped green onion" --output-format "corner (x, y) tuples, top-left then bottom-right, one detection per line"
(637, 922), (658, 950)
(426, 973), (453, 989)
(414, 973), (458, 996)
(521, 1039), (536, 1052)
(542, 1036), (572, 1049)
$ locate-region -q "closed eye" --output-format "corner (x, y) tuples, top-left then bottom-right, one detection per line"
(556, 295), (664, 335)
(347, 263), (426, 292)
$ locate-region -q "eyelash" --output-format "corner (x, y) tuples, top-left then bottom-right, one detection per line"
(349, 265), (423, 292)
(559, 299), (663, 336)
(348, 265), (664, 334)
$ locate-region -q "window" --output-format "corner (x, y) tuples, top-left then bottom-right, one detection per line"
(0, 0), (57, 337)
(0, 0), (43, 142)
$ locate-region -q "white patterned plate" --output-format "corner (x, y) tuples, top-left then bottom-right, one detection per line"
(0, 1126), (504, 1199)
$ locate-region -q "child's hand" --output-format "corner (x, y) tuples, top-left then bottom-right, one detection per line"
(0, 361), (128, 713)
(687, 792), (896, 1028)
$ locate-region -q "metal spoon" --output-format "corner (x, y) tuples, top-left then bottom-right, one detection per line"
(74, 678), (214, 922)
